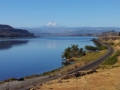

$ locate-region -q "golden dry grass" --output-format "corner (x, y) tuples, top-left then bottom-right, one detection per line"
(31, 37), (120, 90)
(58, 50), (107, 74)
(34, 67), (120, 90)
(31, 49), (120, 90)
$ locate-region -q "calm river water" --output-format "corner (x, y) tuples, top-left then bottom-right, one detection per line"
(0, 36), (97, 80)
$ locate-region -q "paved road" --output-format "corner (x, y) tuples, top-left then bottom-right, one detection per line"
(0, 40), (114, 90)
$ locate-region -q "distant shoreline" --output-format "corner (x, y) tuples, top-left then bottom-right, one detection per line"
(0, 36), (42, 39)
(0, 36), (96, 83)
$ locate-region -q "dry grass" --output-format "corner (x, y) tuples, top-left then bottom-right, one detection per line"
(33, 66), (120, 90)
(33, 67), (120, 90)
(80, 50), (107, 62)
(58, 50), (107, 74)
(31, 37), (120, 90)
(99, 36), (120, 47)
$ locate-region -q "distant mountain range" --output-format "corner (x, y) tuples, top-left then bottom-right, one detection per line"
(19, 22), (120, 36)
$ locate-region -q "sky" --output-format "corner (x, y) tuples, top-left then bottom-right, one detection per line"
(0, 0), (120, 27)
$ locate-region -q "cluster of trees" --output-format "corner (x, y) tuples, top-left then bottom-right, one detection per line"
(62, 39), (108, 60)
(93, 39), (107, 50)
(85, 45), (98, 52)
(62, 44), (86, 59)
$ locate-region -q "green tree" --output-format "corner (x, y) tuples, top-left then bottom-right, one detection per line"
(79, 48), (83, 53)
(70, 44), (79, 52)
(62, 44), (86, 59)
(85, 45), (98, 52)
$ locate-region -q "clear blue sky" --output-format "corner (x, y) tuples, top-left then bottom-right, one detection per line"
(0, 0), (120, 27)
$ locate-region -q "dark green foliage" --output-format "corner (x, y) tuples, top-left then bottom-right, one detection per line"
(98, 46), (107, 50)
(103, 51), (120, 65)
(92, 39), (107, 50)
(118, 32), (120, 36)
(62, 61), (71, 66)
(62, 44), (86, 59)
(81, 52), (86, 56)
(71, 44), (79, 51)
(109, 42), (114, 45)
(79, 48), (83, 53)
(85, 45), (98, 52)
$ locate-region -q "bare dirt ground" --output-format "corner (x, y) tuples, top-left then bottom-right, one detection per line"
(32, 65), (120, 90)
(30, 37), (120, 90)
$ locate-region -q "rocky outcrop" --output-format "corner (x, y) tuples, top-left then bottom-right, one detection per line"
(0, 24), (34, 38)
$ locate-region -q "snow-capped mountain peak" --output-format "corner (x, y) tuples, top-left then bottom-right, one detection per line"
(46, 22), (60, 27)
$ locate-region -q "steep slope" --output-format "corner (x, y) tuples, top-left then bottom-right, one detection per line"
(0, 24), (34, 38)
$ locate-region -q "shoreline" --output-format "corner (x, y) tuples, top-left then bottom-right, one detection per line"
(0, 38), (115, 90)
(0, 36), (96, 81)
(0, 36), (42, 39)
(0, 38), (106, 84)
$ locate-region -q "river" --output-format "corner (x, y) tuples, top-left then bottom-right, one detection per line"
(0, 36), (97, 80)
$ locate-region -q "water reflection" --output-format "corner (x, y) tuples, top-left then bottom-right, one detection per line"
(0, 37), (96, 80)
(0, 40), (28, 50)
(47, 41), (57, 49)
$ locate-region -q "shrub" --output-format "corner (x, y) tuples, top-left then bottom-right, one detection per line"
(62, 44), (86, 59)
(103, 51), (120, 65)
(93, 39), (107, 50)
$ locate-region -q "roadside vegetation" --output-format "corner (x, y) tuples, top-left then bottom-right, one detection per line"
(0, 39), (108, 84)
(36, 66), (120, 90)
(62, 43), (101, 60)
(98, 36), (120, 69)
(31, 36), (120, 90)
(99, 50), (120, 69)
(60, 39), (107, 73)
(103, 50), (120, 65)
(26, 40), (108, 76)
(23, 40), (107, 80)
(92, 38), (107, 50)
(85, 45), (98, 52)
(62, 44), (86, 59)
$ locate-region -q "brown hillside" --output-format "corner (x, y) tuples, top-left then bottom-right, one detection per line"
(33, 66), (120, 90)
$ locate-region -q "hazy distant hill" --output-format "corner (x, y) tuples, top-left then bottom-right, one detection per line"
(0, 24), (34, 38)
(18, 22), (120, 36)
(21, 27), (120, 36)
